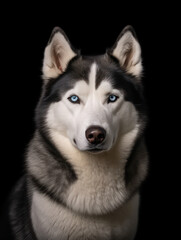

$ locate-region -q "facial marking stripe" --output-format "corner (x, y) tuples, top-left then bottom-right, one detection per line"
(88, 63), (97, 90)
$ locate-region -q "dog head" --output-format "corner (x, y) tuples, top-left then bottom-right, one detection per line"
(36, 26), (146, 154)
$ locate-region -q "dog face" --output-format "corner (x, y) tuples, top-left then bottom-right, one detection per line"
(36, 26), (146, 154)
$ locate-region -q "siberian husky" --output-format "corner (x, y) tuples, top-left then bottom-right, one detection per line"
(9, 26), (148, 240)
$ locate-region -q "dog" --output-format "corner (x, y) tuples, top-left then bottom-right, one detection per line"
(8, 26), (148, 240)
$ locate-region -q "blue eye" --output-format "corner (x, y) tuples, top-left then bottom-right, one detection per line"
(108, 94), (119, 103)
(68, 95), (80, 104)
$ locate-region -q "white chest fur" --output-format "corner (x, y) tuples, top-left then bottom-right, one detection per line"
(31, 190), (139, 240)
(48, 125), (140, 215)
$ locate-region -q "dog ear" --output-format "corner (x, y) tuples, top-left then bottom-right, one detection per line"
(42, 27), (77, 80)
(109, 26), (142, 80)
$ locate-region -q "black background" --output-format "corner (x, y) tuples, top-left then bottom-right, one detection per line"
(0, 3), (177, 240)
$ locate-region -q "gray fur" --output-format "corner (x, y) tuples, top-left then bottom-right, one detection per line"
(27, 131), (77, 204)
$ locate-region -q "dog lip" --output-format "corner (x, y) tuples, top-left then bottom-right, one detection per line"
(85, 148), (106, 153)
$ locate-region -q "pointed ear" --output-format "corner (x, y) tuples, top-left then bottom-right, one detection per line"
(42, 27), (77, 80)
(109, 26), (143, 80)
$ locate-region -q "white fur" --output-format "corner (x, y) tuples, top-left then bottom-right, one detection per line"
(88, 62), (97, 89)
(31, 190), (139, 240)
(112, 31), (142, 78)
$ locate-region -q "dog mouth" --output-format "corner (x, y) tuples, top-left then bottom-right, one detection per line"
(84, 147), (107, 154)
(73, 138), (107, 153)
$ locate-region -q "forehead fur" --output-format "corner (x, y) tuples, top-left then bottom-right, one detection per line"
(43, 54), (144, 106)
(69, 55), (121, 88)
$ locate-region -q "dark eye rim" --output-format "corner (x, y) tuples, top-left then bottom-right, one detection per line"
(68, 95), (80, 104)
(107, 94), (119, 103)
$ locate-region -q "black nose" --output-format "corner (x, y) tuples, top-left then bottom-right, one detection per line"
(85, 126), (106, 145)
